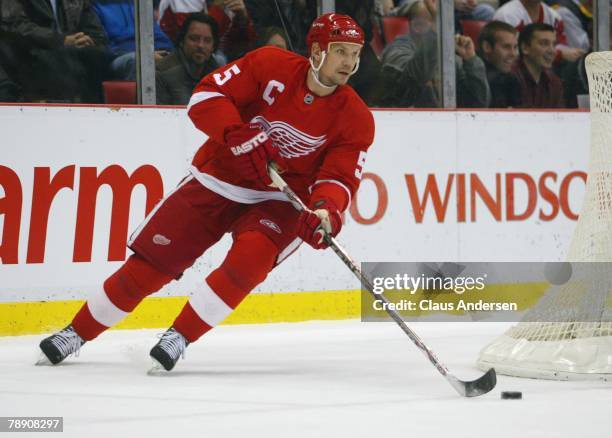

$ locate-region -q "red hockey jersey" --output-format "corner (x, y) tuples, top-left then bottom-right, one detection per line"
(186, 46), (375, 211)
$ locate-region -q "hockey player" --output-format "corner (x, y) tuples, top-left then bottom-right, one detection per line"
(38, 13), (375, 371)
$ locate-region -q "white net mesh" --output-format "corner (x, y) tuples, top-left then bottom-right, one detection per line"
(477, 52), (612, 380)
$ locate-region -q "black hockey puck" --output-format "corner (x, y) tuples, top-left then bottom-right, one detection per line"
(501, 391), (522, 399)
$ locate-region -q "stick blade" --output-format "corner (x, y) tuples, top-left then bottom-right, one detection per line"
(448, 368), (497, 397)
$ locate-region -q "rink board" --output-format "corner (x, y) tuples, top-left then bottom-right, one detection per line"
(0, 291), (360, 336)
(0, 106), (590, 334)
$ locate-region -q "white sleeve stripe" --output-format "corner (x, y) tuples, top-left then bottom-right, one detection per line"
(188, 280), (234, 328)
(309, 179), (352, 209)
(187, 91), (225, 111)
(87, 286), (129, 328)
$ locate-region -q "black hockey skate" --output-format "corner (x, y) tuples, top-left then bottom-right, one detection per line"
(38, 325), (86, 365)
(149, 328), (189, 372)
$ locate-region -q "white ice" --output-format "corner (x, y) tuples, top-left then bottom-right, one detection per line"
(1, 320), (610, 438)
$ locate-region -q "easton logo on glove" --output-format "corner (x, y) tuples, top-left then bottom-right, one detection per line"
(225, 123), (286, 186)
(230, 131), (270, 156)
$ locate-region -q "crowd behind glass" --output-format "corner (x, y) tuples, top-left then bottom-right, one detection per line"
(0, 0), (608, 108)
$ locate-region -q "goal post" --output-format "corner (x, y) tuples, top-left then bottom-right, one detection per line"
(476, 51), (612, 381)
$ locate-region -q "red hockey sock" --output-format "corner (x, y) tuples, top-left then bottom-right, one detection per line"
(71, 305), (108, 342)
(172, 301), (213, 343)
(173, 231), (278, 343)
(72, 254), (174, 340)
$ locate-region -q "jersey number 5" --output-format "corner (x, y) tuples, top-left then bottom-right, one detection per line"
(214, 64), (241, 86)
(355, 151), (367, 179)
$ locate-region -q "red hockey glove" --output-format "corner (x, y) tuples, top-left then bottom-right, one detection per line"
(297, 199), (342, 250)
(225, 123), (286, 186)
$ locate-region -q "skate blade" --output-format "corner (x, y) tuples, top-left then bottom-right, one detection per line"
(35, 352), (53, 366)
(147, 358), (168, 375)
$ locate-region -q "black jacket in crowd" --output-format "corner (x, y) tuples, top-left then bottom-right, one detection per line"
(484, 59), (522, 108)
(0, 0), (107, 49)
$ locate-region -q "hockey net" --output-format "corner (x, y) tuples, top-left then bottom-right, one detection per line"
(477, 51), (612, 381)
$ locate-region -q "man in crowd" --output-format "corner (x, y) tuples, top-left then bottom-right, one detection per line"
(512, 23), (564, 108)
(244, 0), (317, 55)
(0, 0), (112, 102)
(0, 65), (18, 102)
(156, 13), (221, 105)
(93, 0), (175, 80)
(255, 27), (289, 49)
(378, 0), (490, 107)
(550, 0), (592, 52)
(38, 13), (375, 373)
(478, 20), (521, 107)
(493, 0), (586, 63)
(159, 0), (256, 61)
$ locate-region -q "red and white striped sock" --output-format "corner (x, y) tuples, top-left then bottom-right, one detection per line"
(173, 231), (277, 343)
(72, 254), (174, 340)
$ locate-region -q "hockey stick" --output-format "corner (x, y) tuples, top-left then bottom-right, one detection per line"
(268, 165), (496, 397)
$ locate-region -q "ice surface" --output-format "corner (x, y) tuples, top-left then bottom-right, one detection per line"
(0, 321), (610, 438)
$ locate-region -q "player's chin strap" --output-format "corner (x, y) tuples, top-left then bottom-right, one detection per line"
(309, 51), (337, 91)
(309, 50), (361, 90)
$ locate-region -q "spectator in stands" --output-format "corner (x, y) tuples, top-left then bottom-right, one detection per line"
(512, 23), (564, 107)
(493, 0), (586, 62)
(550, 0), (592, 51)
(256, 27), (289, 49)
(0, 63), (19, 102)
(0, 34), (19, 101)
(375, 0), (395, 16)
(244, 0), (317, 55)
(93, 0), (174, 80)
(478, 21), (522, 107)
(159, 0), (256, 61)
(392, 0), (496, 22)
(547, 1), (591, 107)
(0, 0), (113, 103)
(378, 0), (490, 107)
(455, 0), (496, 22)
(549, 0), (593, 108)
(559, 51), (588, 107)
(156, 13), (221, 105)
(335, 0), (382, 106)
